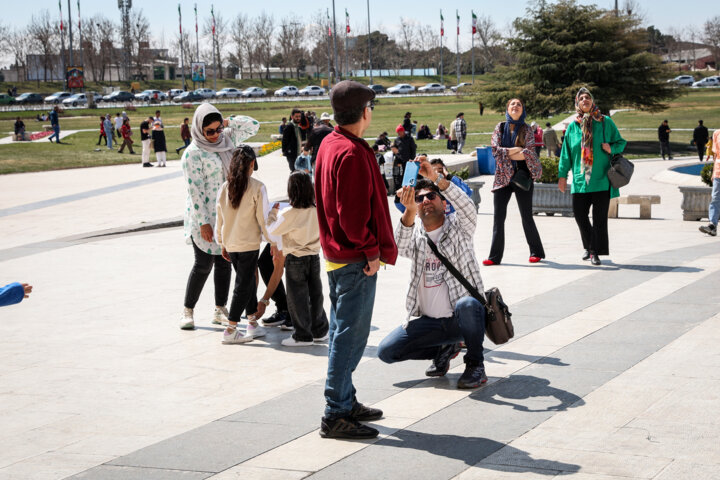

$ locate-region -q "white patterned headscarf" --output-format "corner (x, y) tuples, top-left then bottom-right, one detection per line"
(191, 103), (234, 175)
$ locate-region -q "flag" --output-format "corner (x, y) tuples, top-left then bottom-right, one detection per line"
(59, 0), (63, 32)
(77, 0), (81, 30)
(178, 4), (182, 34)
(211, 5), (216, 36)
(194, 3), (198, 33)
(472, 11), (477, 34)
(456, 10), (460, 36)
(440, 10), (444, 37)
(346, 9), (350, 34)
(327, 9), (332, 37)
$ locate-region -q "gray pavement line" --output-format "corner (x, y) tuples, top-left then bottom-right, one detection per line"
(0, 171), (182, 218)
(67, 242), (719, 480)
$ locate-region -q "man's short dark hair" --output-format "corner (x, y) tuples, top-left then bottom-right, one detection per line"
(429, 158), (445, 167)
(291, 108), (302, 116)
(184, 117), (189, 122)
(663, 119), (668, 123)
(334, 106), (365, 126)
(415, 178), (440, 195)
(456, 112), (464, 118)
(699, 120), (704, 125)
(545, 122), (551, 127)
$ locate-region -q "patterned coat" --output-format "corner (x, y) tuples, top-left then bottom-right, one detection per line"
(490, 122), (541, 192)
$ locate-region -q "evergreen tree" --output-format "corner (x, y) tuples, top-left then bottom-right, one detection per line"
(477, 0), (678, 116)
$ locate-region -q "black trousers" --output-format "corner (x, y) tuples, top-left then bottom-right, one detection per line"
(183, 240), (232, 309)
(659, 140), (672, 159)
(228, 250), (259, 323)
(488, 183), (545, 263)
(97, 133), (106, 145)
(697, 143), (706, 161)
(284, 254), (329, 342)
(245, 243), (289, 316)
(572, 189), (611, 256)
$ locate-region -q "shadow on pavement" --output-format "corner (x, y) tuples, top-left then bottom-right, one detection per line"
(470, 374), (585, 413)
(487, 350), (569, 367)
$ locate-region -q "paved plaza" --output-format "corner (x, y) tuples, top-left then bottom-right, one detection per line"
(1, 147), (719, 480)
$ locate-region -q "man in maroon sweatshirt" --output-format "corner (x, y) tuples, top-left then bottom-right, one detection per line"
(315, 80), (398, 439)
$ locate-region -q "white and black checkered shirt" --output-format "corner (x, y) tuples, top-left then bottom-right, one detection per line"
(395, 182), (485, 324)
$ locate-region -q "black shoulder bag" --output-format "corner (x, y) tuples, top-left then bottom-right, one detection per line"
(426, 236), (514, 345)
(602, 118), (634, 189)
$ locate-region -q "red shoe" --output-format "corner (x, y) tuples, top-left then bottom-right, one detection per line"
(482, 259), (495, 266)
(529, 256), (541, 263)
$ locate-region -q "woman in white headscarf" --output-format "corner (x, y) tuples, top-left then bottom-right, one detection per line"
(179, 103), (260, 330)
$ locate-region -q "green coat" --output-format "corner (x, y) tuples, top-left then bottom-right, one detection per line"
(558, 116), (627, 199)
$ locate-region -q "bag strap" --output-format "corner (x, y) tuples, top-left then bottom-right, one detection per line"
(425, 235), (487, 308)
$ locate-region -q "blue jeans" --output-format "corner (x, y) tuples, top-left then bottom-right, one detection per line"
(324, 262), (377, 419)
(107, 132), (113, 149)
(49, 124), (60, 143)
(377, 296), (486, 366)
(710, 178), (720, 226)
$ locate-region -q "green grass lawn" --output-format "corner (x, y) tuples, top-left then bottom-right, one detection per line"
(1, 89), (718, 174)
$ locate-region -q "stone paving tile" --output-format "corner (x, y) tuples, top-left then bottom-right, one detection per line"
(206, 465), (310, 479)
(653, 460), (720, 480)
(71, 465), (213, 480)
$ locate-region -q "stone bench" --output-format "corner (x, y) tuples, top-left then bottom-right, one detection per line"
(465, 176), (485, 212)
(608, 195), (661, 219)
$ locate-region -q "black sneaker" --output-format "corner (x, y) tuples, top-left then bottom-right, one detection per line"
(280, 314), (294, 331)
(350, 402), (383, 421)
(457, 363), (488, 389)
(261, 310), (287, 327)
(699, 224), (717, 237)
(319, 416), (379, 439)
(582, 250), (591, 261)
(590, 254), (602, 266)
(425, 343), (462, 377)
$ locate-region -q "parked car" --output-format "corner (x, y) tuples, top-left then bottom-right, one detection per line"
(667, 75), (695, 86)
(387, 84), (415, 94)
(216, 88), (242, 99)
(450, 82), (473, 92)
(692, 77), (720, 88)
(299, 85), (326, 96)
(368, 84), (386, 94)
(61, 92), (101, 107)
(135, 89), (168, 101)
(240, 87), (267, 98)
(418, 83), (446, 93)
(166, 88), (185, 99)
(44, 91), (72, 104)
(194, 88), (216, 99)
(102, 90), (135, 103)
(0, 94), (15, 105)
(274, 86), (299, 97)
(14, 92), (44, 105)
(172, 91), (205, 103)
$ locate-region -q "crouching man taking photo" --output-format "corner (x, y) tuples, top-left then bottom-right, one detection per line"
(378, 159), (488, 388)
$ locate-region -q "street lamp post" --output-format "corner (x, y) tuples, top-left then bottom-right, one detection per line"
(367, 0), (372, 83)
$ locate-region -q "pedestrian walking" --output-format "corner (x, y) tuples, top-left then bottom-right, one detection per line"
(658, 120), (672, 160)
(543, 122), (560, 158)
(179, 103), (260, 330)
(699, 128), (720, 236)
(694, 120), (709, 162)
(48, 106), (61, 143)
(403, 112), (412, 136)
(558, 87), (627, 266)
(483, 98), (545, 266)
(454, 113), (467, 154)
(315, 81), (398, 439)
(176, 117), (191, 154)
(266, 172), (329, 347)
(152, 121), (167, 167)
(140, 116), (153, 167)
(117, 118), (135, 154)
(103, 114), (113, 150)
(215, 146), (278, 344)
(282, 109), (306, 172)
(96, 116), (107, 146)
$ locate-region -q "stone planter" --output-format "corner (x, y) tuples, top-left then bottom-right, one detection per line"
(532, 182), (573, 216)
(679, 185), (711, 221)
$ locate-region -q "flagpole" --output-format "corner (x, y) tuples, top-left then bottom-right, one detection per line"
(345, 9), (349, 78)
(366, 0), (372, 83)
(211, 5), (217, 90)
(59, 1), (66, 86)
(471, 10), (475, 83)
(179, 4), (186, 91)
(77, 0), (82, 66)
(456, 10), (460, 86)
(326, 9), (332, 87)
(440, 9), (443, 86)
(194, 4), (199, 61)
(332, 0), (339, 83)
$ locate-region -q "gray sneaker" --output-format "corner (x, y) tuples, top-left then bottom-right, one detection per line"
(699, 224), (717, 236)
(179, 307), (195, 330)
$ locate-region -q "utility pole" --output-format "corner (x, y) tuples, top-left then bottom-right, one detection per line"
(178, 3), (186, 90)
(366, 0), (372, 83)
(211, 4), (217, 90)
(455, 10), (460, 86)
(345, 9), (349, 78)
(440, 10), (444, 85)
(326, 9), (332, 87)
(194, 3), (199, 61)
(332, 0), (339, 83)
(471, 10), (476, 83)
(118, 0), (132, 82)
(614, 0), (619, 16)
(67, 0), (74, 68)
(77, 0), (83, 67)
(59, 1), (66, 86)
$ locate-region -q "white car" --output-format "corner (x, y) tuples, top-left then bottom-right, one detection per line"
(667, 75), (694, 86)
(135, 89), (168, 101)
(44, 91), (72, 104)
(418, 83), (446, 93)
(274, 86), (299, 97)
(216, 88), (242, 99)
(387, 84), (415, 94)
(299, 85), (326, 96)
(692, 77), (720, 88)
(166, 88), (185, 99)
(240, 87), (267, 98)
(450, 82), (473, 92)
(61, 92), (102, 107)
(195, 88), (216, 99)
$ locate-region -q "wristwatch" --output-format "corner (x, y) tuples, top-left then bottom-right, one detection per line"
(259, 298), (270, 306)
(434, 173), (444, 185)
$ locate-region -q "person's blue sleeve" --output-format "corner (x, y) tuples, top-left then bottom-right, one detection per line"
(451, 176), (473, 198)
(395, 200), (406, 214)
(0, 282), (25, 307)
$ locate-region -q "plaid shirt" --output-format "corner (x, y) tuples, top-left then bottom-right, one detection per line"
(395, 182), (485, 324)
(454, 118), (467, 140)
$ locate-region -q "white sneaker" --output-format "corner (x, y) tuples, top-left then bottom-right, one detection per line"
(222, 327), (253, 344)
(179, 307), (195, 330)
(244, 323), (267, 339)
(212, 306), (229, 325)
(313, 333), (329, 342)
(282, 336), (314, 347)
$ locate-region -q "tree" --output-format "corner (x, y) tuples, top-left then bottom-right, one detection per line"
(474, 14), (503, 73)
(27, 10), (58, 82)
(398, 18), (417, 75)
(229, 13), (252, 79)
(129, 10), (151, 80)
(477, 0), (679, 115)
(278, 16), (304, 80)
(253, 12), (275, 82)
(2, 26), (32, 82)
(704, 16), (720, 71)
(203, 11), (228, 79)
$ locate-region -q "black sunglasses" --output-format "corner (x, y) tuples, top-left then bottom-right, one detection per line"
(415, 191), (440, 203)
(204, 125), (224, 136)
